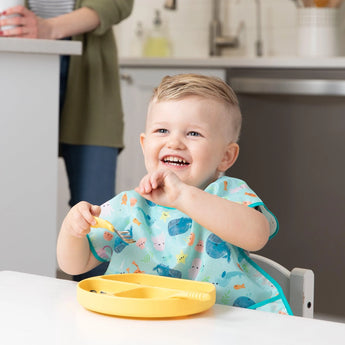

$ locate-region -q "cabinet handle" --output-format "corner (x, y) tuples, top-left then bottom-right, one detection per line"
(230, 77), (345, 96)
(120, 73), (133, 85)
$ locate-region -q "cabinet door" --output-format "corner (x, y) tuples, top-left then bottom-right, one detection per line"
(117, 68), (225, 192)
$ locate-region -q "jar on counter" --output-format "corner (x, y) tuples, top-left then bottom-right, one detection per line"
(297, 8), (340, 57)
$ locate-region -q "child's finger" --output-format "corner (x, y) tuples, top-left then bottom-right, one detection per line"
(142, 179), (152, 194)
(90, 205), (101, 217)
(137, 174), (152, 194)
(150, 170), (164, 189)
(66, 217), (90, 238)
(77, 201), (97, 226)
(75, 213), (92, 231)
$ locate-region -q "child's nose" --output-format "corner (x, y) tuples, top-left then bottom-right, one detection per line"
(167, 133), (185, 149)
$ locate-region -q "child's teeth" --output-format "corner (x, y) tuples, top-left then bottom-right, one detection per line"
(164, 156), (187, 164)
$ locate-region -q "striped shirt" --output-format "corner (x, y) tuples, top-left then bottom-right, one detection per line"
(28, 0), (75, 19)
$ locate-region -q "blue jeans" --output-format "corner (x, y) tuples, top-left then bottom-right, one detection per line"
(60, 144), (118, 206)
(59, 53), (118, 280)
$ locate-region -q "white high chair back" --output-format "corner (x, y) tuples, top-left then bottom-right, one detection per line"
(249, 253), (314, 318)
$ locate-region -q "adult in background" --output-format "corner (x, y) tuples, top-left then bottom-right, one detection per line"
(0, 0), (135, 279)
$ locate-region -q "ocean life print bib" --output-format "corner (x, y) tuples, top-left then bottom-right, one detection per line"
(87, 176), (292, 315)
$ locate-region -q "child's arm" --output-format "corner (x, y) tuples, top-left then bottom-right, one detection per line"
(135, 170), (270, 252)
(56, 201), (103, 275)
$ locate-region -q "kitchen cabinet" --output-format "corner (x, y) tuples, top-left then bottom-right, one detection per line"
(117, 67), (226, 193)
(0, 38), (81, 277)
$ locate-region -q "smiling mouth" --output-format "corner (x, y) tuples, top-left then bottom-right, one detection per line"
(162, 156), (190, 166)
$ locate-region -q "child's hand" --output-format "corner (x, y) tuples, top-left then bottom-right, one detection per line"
(61, 201), (101, 239)
(135, 169), (184, 208)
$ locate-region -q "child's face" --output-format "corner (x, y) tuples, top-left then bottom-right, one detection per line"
(140, 96), (239, 189)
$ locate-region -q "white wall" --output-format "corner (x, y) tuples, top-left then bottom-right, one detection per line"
(116, 0), (345, 58)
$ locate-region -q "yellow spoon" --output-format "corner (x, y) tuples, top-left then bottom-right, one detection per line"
(92, 217), (136, 244)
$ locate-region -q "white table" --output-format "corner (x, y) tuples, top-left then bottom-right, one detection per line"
(1, 271), (344, 345)
(0, 38), (81, 277)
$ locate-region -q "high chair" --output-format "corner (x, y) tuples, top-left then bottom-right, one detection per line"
(249, 253), (314, 318)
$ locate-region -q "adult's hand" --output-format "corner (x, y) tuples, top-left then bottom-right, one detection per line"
(0, 6), (51, 38)
(0, 6), (100, 39)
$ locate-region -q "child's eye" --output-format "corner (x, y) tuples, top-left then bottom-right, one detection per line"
(156, 128), (168, 134)
(188, 131), (200, 137)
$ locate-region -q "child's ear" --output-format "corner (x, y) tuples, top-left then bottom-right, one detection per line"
(218, 142), (239, 172)
(140, 133), (146, 154)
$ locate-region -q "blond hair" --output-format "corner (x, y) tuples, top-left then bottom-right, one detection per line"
(150, 73), (242, 142)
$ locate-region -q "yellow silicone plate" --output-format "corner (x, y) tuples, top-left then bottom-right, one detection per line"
(77, 273), (216, 318)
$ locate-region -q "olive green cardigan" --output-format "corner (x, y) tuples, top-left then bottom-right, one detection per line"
(27, 0), (134, 148)
(63, 0), (134, 147)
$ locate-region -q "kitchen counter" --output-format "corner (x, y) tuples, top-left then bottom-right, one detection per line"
(119, 56), (345, 69)
(0, 37), (81, 55)
(0, 37), (81, 277)
(119, 57), (345, 97)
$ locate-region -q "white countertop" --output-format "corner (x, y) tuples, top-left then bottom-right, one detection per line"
(1, 270), (345, 345)
(119, 56), (345, 69)
(0, 37), (81, 55)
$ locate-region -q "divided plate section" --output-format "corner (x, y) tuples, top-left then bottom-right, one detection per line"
(78, 276), (140, 295)
(77, 274), (216, 318)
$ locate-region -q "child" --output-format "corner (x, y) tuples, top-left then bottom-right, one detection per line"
(57, 74), (292, 314)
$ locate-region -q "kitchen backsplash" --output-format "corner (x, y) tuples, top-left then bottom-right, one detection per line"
(115, 0), (345, 58)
